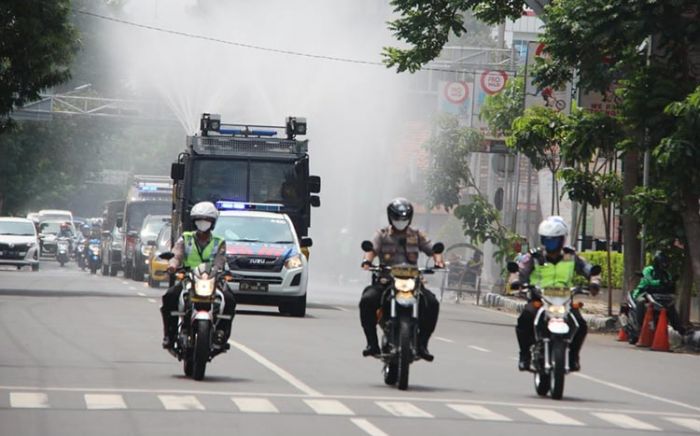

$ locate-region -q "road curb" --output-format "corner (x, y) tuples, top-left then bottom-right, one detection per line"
(481, 292), (617, 332)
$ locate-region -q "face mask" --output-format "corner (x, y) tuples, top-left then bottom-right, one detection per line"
(195, 220), (212, 232)
(541, 236), (563, 253)
(392, 219), (409, 231)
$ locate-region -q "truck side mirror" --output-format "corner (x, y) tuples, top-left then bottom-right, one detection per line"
(310, 195), (320, 207)
(308, 175), (321, 194)
(171, 163), (185, 181)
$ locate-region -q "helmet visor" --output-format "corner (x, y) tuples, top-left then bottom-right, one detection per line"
(541, 236), (564, 252)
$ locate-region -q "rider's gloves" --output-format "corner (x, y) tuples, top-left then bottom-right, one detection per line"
(361, 260), (372, 270)
(510, 281), (521, 290)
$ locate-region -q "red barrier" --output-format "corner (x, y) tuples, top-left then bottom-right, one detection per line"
(650, 308), (670, 352)
(636, 304), (654, 347)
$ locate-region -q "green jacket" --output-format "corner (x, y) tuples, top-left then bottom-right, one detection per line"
(182, 231), (224, 269)
(531, 258), (576, 289)
(632, 265), (672, 300)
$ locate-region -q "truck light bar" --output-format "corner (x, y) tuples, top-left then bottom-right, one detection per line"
(215, 201), (284, 212)
(219, 128), (277, 137)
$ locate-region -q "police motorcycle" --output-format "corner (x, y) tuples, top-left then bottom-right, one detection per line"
(361, 240), (444, 391)
(56, 237), (71, 267)
(159, 252), (234, 381)
(620, 283), (676, 345)
(86, 237), (102, 274)
(507, 261), (601, 400)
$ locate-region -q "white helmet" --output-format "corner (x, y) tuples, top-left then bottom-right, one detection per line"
(538, 216), (569, 252)
(538, 216), (569, 237)
(190, 201), (219, 232)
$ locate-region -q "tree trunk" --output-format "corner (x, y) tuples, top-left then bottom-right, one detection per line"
(622, 150), (642, 296)
(678, 250), (693, 328)
(679, 191), (700, 316)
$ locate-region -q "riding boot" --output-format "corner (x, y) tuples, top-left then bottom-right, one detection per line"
(160, 306), (177, 349)
(417, 331), (434, 362)
(568, 350), (581, 372)
(362, 326), (380, 357)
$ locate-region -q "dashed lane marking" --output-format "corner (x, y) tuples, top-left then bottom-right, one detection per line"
(376, 401), (433, 418)
(664, 417), (700, 432)
(448, 404), (511, 421)
(228, 339), (322, 397)
(147, 298), (156, 303)
(10, 392), (49, 409)
(520, 408), (584, 426)
(468, 345), (490, 352)
(137, 292), (146, 297)
(304, 399), (354, 416)
(158, 395), (205, 411)
(434, 336), (454, 343)
(231, 397), (279, 413)
(84, 394), (127, 410)
(593, 412), (660, 431)
(350, 418), (389, 436)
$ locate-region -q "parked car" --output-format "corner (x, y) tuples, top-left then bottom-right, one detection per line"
(132, 214), (170, 281)
(0, 217), (40, 271)
(147, 222), (171, 288)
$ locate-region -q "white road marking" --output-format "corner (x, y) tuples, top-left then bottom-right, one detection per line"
(10, 392), (49, 408)
(232, 397), (278, 413)
(147, 298), (157, 303)
(228, 339), (322, 397)
(128, 287), (136, 291)
(434, 336), (454, 343)
(574, 373), (700, 413)
(304, 399), (354, 415)
(593, 413), (660, 431)
(376, 401), (433, 418)
(158, 395), (205, 411)
(332, 306), (349, 312)
(448, 404), (511, 421)
(468, 345), (490, 352)
(121, 281), (129, 285)
(665, 417), (700, 432)
(350, 418), (389, 436)
(137, 292), (146, 297)
(520, 408), (584, 426)
(84, 394), (126, 410)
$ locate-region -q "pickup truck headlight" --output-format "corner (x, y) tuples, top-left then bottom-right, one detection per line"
(285, 254), (303, 269)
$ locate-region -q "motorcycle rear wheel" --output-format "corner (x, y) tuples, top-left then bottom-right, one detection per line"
(397, 316), (412, 391)
(550, 339), (566, 400)
(192, 321), (211, 381)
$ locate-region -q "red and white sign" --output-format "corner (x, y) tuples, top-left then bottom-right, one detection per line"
(480, 70), (509, 95)
(443, 81), (470, 104)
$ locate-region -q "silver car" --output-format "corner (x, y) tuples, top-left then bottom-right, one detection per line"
(0, 217), (40, 271)
(214, 210), (311, 317)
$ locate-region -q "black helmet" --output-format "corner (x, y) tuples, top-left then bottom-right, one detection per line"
(653, 251), (670, 271)
(387, 197), (413, 231)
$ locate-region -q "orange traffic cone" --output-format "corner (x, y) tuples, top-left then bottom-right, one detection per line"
(651, 308), (670, 352)
(636, 304), (654, 347)
(617, 327), (628, 342)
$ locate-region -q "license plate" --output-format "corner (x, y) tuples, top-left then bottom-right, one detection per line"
(239, 281), (268, 292)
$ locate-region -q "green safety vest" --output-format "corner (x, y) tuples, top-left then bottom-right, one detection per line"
(530, 259), (575, 289)
(182, 232), (223, 269)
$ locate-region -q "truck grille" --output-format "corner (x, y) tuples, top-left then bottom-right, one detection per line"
(233, 274), (283, 285)
(228, 256), (282, 272)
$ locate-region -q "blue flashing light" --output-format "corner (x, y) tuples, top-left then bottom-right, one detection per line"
(139, 185), (158, 192)
(219, 128), (277, 137)
(216, 200), (284, 213)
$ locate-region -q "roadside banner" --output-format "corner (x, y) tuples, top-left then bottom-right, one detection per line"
(525, 42), (572, 113)
(438, 81), (473, 126)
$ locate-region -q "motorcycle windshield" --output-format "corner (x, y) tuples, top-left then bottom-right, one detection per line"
(541, 288), (571, 307)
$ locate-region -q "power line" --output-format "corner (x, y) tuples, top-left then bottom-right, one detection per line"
(76, 9), (507, 76)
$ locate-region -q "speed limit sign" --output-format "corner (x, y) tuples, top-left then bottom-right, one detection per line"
(480, 70), (509, 95)
(443, 81), (470, 104)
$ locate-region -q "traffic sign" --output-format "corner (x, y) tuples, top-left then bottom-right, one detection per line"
(443, 81), (470, 104)
(480, 70), (509, 95)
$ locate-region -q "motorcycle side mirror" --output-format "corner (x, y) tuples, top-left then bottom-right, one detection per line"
(507, 261), (520, 273)
(361, 240), (374, 252)
(432, 242), (445, 254)
(158, 252), (175, 260)
(590, 265), (602, 276)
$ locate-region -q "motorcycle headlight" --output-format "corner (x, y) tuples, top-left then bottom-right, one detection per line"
(194, 278), (215, 297)
(285, 254), (303, 269)
(547, 305), (567, 317)
(141, 245), (154, 256)
(394, 278), (416, 292)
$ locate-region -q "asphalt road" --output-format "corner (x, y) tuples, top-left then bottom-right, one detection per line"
(1, 260), (699, 436)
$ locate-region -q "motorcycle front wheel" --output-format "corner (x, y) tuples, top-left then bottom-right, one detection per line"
(397, 316), (412, 391)
(383, 362), (398, 385)
(192, 320), (211, 381)
(550, 338), (566, 400)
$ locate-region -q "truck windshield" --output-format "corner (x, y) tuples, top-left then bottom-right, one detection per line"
(190, 159), (305, 208)
(126, 202), (171, 231)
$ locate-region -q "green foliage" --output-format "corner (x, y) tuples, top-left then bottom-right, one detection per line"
(574, 251), (624, 289)
(507, 106), (567, 172)
(424, 114), (484, 209)
(559, 168), (622, 209)
(383, 0), (525, 72)
(0, 0), (78, 132)
(480, 74), (524, 137)
(627, 187), (685, 260)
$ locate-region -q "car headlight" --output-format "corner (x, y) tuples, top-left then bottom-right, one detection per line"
(394, 278), (416, 292)
(194, 278), (215, 297)
(285, 254), (303, 269)
(547, 305), (567, 317)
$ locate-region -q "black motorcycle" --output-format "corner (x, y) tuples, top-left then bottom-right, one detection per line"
(620, 285), (676, 345)
(361, 240), (444, 391)
(159, 253), (234, 381)
(507, 262), (600, 400)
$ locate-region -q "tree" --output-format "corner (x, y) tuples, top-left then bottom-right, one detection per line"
(383, 0), (525, 72)
(0, 0), (77, 132)
(480, 74), (524, 137)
